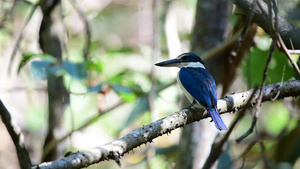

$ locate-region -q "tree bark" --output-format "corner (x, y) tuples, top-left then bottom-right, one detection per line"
(39, 0), (69, 161)
(0, 100), (31, 169)
(33, 80), (300, 169)
(232, 0), (300, 49)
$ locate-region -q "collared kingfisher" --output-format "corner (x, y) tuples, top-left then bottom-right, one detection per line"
(155, 53), (227, 130)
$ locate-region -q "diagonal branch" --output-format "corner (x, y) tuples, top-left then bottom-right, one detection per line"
(42, 80), (176, 159)
(0, 100), (31, 169)
(34, 80), (300, 169)
(8, 3), (39, 74)
(277, 34), (300, 77)
(69, 0), (91, 60)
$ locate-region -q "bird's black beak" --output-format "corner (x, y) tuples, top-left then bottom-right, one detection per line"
(155, 59), (180, 67)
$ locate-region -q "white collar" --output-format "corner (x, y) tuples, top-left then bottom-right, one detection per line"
(180, 62), (205, 69)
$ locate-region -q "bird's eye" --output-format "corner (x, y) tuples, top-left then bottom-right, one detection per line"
(181, 56), (188, 61)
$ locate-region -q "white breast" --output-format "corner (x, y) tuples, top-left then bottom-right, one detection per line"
(176, 71), (205, 109)
(176, 73), (194, 103)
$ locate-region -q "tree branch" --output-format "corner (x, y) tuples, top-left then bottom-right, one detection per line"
(33, 80), (300, 169)
(232, 0), (300, 49)
(0, 100), (31, 169)
(8, 3), (39, 74)
(69, 0), (91, 60)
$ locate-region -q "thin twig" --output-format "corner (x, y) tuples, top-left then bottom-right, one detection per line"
(277, 34), (300, 77)
(200, 29), (243, 61)
(69, 0), (91, 60)
(267, 0), (274, 38)
(229, 0), (256, 61)
(8, 3), (39, 74)
(235, 114), (257, 142)
(271, 64), (285, 101)
(239, 1), (277, 167)
(236, 0), (278, 143)
(42, 100), (125, 160)
(255, 128), (271, 169)
(287, 50), (300, 54)
(222, 140), (258, 169)
(202, 88), (258, 169)
(289, 38), (295, 51)
(271, 0), (278, 35)
(146, 0), (163, 165)
(236, 41), (275, 142)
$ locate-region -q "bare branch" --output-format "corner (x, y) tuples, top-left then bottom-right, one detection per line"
(34, 80), (300, 169)
(277, 34), (300, 77)
(236, 40), (275, 142)
(8, 3), (39, 74)
(232, 0), (300, 49)
(42, 80), (176, 159)
(0, 100), (31, 169)
(287, 50), (300, 54)
(236, 0), (278, 143)
(69, 0), (91, 60)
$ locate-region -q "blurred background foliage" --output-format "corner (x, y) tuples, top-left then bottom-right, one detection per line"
(0, 0), (299, 169)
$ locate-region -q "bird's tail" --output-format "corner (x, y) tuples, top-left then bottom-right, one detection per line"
(207, 108), (227, 130)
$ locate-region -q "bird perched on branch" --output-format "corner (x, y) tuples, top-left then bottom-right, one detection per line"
(155, 53), (227, 130)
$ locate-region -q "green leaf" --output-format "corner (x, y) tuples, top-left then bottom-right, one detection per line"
(18, 53), (36, 74)
(18, 53), (56, 74)
(63, 61), (87, 80)
(109, 70), (129, 83)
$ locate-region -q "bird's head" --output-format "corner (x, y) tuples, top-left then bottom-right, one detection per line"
(155, 53), (205, 69)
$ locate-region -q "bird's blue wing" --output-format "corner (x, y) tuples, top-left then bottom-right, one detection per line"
(179, 67), (227, 130)
(179, 67), (217, 108)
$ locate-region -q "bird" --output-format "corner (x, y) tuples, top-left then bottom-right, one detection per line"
(155, 53), (227, 130)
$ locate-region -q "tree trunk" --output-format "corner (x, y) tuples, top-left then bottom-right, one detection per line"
(39, 0), (69, 162)
(177, 0), (231, 168)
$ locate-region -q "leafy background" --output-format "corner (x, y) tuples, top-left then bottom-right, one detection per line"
(0, 0), (299, 169)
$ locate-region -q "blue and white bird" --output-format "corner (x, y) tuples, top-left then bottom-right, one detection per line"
(155, 53), (227, 130)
